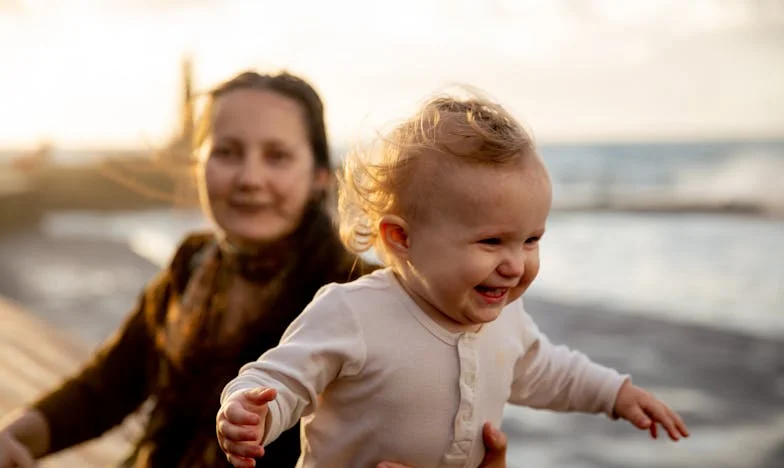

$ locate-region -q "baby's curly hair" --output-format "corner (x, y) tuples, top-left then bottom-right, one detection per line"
(337, 91), (536, 255)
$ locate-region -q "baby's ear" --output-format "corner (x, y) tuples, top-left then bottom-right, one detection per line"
(378, 215), (410, 260)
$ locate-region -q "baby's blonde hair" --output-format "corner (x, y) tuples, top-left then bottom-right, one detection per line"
(337, 91), (536, 255)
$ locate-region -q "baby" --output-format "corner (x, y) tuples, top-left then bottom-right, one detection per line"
(216, 92), (689, 467)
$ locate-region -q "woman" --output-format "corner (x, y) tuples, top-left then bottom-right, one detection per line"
(0, 70), (508, 467)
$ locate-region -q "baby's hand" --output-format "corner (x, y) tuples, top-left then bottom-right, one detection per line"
(614, 380), (689, 441)
(216, 387), (277, 468)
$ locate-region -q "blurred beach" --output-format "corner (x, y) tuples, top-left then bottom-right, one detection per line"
(1, 140), (782, 467)
(2, 1), (783, 466)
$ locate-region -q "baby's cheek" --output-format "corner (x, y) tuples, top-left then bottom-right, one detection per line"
(522, 256), (541, 289)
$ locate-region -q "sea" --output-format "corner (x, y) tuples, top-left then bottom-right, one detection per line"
(2, 139), (783, 467)
(18, 139), (783, 340)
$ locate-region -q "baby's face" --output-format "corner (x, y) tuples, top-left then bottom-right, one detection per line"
(401, 157), (552, 331)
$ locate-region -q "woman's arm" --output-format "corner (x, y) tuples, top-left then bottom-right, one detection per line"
(21, 274), (167, 457)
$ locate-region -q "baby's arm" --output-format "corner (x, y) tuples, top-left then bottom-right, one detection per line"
(219, 285), (366, 447)
(507, 302), (627, 417)
(507, 302), (689, 441)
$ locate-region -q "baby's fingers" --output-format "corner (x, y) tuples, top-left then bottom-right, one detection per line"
(223, 439), (264, 460)
(243, 387), (277, 406)
(659, 406), (689, 440)
(671, 409), (690, 438)
(217, 419), (260, 443)
(645, 402), (683, 441)
(624, 405), (652, 430)
(226, 452), (257, 468)
(225, 403), (261, 426)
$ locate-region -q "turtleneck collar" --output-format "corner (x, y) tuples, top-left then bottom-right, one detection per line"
(216, 202), (328, 282)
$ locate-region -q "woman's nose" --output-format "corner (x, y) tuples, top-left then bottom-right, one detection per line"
(237, 152), (268, 189)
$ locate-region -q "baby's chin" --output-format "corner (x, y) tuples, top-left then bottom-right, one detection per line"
(465, 304), (505, 325)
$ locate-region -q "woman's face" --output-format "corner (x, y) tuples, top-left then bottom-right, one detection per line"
(198, 88), (328, 247)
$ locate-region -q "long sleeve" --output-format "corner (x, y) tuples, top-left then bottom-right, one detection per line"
(31, 274), (165, 455)
(508, 304), (628, 417)
(220, 284), (367, 446)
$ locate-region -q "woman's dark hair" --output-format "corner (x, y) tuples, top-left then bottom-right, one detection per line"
(196, 71), (331, 170)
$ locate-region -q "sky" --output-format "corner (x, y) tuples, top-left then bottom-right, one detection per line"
(0, 0), (782, 149)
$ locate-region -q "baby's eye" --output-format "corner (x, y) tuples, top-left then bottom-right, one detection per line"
(525, 236), (541, 245)
(479, 238), (502, 245)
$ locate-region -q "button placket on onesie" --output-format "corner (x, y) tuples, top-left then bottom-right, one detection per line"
(443, 331), (480, 465)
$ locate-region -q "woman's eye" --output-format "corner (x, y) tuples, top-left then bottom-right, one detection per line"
(268, 150), (292, 163)
(479, 238), (502, 245)
(211, 147), (235, 158)
(267, 149), (292, 164)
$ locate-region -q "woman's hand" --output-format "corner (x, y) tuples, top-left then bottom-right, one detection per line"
(477, 422), (508, 467)
(0, 430), (36, 468)
(376, 422), (508, 468)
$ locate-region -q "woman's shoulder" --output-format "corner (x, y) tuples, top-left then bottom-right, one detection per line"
(136, 231), (216, 328)
(167, 231), (217, 275)
(141, 231), (216, 299)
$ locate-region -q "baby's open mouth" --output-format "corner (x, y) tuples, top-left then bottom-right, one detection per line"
(474, 286), (508, 298)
